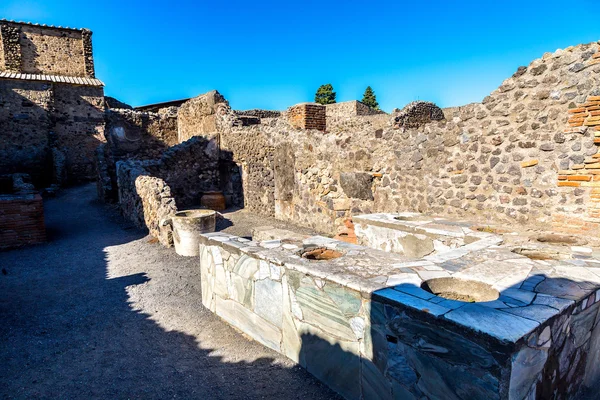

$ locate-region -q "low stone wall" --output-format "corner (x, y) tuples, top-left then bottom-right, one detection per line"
(144, 136), (219, 207)
(199, 228), (600, 399)
(115, 136), (219, 244)
(326, 100), (385, 118)
(135, 175), (177, 246)
(235, 109), (282, 119)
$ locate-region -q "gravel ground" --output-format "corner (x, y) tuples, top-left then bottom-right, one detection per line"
(0, 184), (340, 399)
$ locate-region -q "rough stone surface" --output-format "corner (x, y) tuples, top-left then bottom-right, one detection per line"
(0, 21), (105, 185)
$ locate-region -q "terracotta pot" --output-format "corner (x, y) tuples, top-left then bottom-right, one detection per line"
(200, 191), (226, 211)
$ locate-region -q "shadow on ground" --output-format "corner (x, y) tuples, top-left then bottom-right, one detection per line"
(0, 184), (340, 399)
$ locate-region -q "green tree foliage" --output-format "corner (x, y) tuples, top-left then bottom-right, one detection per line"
(315, 84), (336, 105)
(361, 86), (379, 110)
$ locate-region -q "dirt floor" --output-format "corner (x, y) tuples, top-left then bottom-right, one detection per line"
(0, 184), (340, 399)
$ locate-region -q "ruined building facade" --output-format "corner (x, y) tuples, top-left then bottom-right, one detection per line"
(102, 41), (600, 244)
(0, 20), (105, 185)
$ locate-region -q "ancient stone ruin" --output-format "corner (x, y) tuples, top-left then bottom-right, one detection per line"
(2, 18), (600, 400)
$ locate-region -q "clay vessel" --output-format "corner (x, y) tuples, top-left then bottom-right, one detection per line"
(200, 191), (226, 211)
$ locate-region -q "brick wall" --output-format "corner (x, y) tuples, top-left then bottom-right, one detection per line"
(0, 194), (46, 250)
(288, 103), (326, 131)
(554, 94), (600, 232)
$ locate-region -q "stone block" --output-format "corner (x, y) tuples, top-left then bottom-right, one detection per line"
(215, 297), (282, 352)
(339, 172), (374, 200)
(254, 278), (283, 328)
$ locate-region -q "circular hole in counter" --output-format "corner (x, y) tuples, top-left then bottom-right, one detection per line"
(421, 277), (499, 302)
(394, 214), (426, 222)
(472, 226), (509, 234)
(535, 234), (587, 246)
(299, 246), (343, 261)
(511, 247), (567, 261)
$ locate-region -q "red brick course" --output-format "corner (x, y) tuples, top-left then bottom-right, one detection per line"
(0, 194), (46, 250)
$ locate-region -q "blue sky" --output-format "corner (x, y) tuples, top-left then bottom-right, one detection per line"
(2, 1), (598, 111)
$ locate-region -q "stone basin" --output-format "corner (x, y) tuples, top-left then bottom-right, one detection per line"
(171, 209), (216, 257)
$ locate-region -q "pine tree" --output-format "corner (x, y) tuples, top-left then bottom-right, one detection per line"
(361, 86), (379, 110)
(314, 84), (336, 105)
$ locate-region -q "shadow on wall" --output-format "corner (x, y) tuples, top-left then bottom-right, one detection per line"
(0, 81), (105, 187)
(0, 184), (339, 399)
(0, 87), (54, 187)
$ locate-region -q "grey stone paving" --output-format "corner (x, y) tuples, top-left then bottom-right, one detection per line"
(0, 184), (340, 399)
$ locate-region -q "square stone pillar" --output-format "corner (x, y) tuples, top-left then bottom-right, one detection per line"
(288, 103), (326, 131)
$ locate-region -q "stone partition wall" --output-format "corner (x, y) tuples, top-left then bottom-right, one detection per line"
(98, 107), (178, 201)
(326, 100), (386, 118)
(52, 84), (106, 182)
(219, 128), (275, 216)
(116, 159), (177, 246)
(203, 41), (600, 237)
(177, 90), (228, 143)
(115, 136), (220, 243)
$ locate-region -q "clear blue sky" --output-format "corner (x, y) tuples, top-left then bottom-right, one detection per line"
(2, 1), (598, 111)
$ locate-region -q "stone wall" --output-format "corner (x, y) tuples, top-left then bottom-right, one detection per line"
(0, 21), (104, 186)
(116, 160), (176, 246)
(177, 90), (228, 143)
(326, 100), (385, 119)
(52, 84), (105, 182)
(208, 41), (600, 237)
(98, 107), (178, 201)
(220, 128), (275, 216)
(0, 23), (21, 72)
(235, 109), (282, 119)
(105, 107), (179, 159)
(0, 20), (92, 77)
(115, 136), (220, 242)
(0, 80), (53, 185)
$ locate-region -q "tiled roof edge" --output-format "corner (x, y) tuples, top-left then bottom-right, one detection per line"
(0, 71), (104, 86)
(0, 19), (89, 32)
